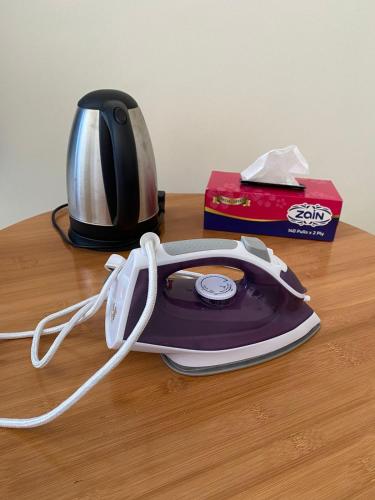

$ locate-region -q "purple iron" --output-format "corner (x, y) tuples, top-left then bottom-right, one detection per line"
(106, 235), (320, 376)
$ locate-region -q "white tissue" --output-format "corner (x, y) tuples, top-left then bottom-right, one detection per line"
(241, 145), (309, 186)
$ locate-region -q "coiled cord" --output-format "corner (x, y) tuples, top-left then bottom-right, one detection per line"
(0, 232), (159, 428)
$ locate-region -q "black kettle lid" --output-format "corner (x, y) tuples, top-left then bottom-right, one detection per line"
(78, 89), (138, 110)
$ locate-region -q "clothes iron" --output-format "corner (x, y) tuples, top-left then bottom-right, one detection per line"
(106, 234), (320, 375)
(0, 233), (319, 428)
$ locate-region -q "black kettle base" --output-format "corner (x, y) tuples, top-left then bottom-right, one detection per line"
(52, 192), (165, 252)
(68, 213), (162, 251)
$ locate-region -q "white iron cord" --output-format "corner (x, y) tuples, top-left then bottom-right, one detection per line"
(0, 233), (159, 428)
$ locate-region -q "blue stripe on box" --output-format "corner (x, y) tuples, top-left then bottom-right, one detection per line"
(204, 211), (339, 241)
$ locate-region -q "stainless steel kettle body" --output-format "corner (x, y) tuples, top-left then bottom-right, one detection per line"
(66, 89), (163, 250)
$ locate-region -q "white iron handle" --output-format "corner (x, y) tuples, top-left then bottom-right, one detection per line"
(162, 238), (238, 256)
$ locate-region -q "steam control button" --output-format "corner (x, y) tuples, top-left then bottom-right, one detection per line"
(195, 274), (237, 302)
(113, 107), (127, 125)
(241, 236), (270, 262)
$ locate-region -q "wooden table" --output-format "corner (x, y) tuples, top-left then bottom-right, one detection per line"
(0, 194), (374, 499)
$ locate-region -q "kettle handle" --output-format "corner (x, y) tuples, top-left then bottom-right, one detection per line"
(100, 100), (139, 231)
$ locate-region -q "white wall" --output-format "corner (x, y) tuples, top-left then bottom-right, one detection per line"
(1, 0), (374, 233)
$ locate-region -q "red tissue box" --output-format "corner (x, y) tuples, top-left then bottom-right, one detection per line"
(204, 171), (343, 241)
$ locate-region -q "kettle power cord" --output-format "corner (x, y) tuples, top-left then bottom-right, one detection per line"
(0, 233), (159, 428)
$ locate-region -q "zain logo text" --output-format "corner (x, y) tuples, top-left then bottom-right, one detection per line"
(287, 203), (333, 227)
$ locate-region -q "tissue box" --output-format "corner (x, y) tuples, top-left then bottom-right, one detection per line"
(204, 171), (343, 241)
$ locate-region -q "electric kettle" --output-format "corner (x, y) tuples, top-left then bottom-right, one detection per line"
(65, 89), (164, 250)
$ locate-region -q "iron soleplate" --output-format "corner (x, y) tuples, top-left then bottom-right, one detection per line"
(161, 323), (320, 376)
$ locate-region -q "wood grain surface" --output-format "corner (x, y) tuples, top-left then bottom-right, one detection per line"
(0, 194), (374, 499)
